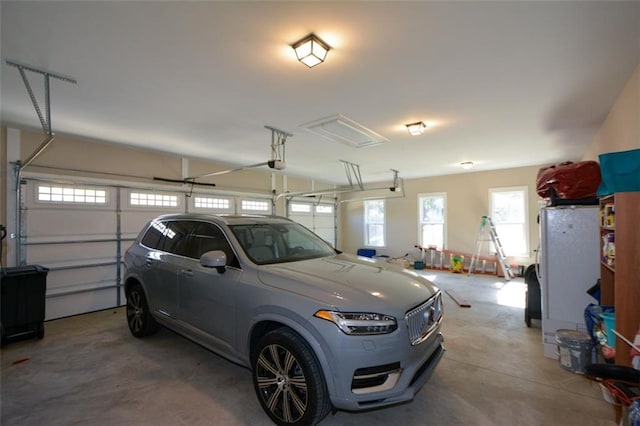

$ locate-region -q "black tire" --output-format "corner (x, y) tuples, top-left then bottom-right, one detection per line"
(126, 283), (159, 337)
(252, 328), (331, 426)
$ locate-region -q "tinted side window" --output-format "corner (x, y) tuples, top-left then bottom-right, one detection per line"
(141, 220), (194, 257)
(191, 222), (239, 268)
(141, 220), (169, 249)
(159, 221), (194, 257)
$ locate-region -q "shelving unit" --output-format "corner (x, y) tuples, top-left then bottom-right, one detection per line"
(598, 192), (640, 366)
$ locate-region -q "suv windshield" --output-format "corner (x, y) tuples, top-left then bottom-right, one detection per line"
(230, 222), (336, 265)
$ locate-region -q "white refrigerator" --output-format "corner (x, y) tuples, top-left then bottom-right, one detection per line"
(538, 205), (601, 359)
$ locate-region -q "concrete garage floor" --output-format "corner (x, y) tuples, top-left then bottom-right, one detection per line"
(1, 272), (615, 425)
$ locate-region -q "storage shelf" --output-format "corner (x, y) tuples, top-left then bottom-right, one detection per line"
(599, 192), (640, 367)
(600, 261), (615, 273)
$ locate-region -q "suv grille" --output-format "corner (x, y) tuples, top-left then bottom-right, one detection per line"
(405, 292), (443, 346)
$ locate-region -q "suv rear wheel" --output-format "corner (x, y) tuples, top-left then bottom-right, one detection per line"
(252, 328), (331, 425)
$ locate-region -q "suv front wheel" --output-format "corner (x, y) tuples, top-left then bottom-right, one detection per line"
(252, 328), (331, 425)
(126, 283), (159, 337)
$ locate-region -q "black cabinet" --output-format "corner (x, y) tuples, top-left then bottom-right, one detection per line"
(1, 265), (48, 345)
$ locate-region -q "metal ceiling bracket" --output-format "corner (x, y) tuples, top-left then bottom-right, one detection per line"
(340, 160), (364, 190)
(5, 60), (76, 266)
(390, 169), (400, 191)
(6, 59), (77, 138)
(265, 125), (292, 166)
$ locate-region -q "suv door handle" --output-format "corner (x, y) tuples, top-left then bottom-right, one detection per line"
(181, 269), (194, 278)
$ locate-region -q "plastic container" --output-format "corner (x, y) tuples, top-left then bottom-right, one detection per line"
(597, 148), (640, 196)
(629, 400), (640, 426)
(357, 248), (376, 258)
(599, 312), (616, 348)
(1, 265), (48, 345)
(450, 255), (463, 273)
(555, 329), (594, 374)
(413, 261), (424, 270)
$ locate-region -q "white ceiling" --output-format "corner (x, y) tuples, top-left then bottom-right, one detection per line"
(1, 1), (639, 185)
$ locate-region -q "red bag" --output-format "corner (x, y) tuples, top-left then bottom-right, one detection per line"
(536, 161), (601, 200)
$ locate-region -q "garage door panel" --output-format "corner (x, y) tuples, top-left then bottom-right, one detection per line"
(289, 202), (336, 248)
(314, 216), (334, 228)
(47, 265), (117, 292)
(315, 229), (335, 245)
(300, 217), (314, 229)
(25, 209), (116, 237)
(45, 288), (119, 320)
(121, 210), (163, 234)
(26, 242), (117, 264)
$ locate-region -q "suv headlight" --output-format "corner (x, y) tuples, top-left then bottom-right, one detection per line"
(314, 310), (397, 335)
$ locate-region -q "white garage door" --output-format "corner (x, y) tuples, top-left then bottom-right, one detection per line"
(288, 201), (336, 248)
(21, 178), (272, 320)
(22, 181), (182, 319)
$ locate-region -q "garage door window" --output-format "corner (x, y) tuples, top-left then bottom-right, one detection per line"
(130, 191), (178, 207)
(290, 203), (312, 213)
(193, 196), (233, 214)
(38, 185), (107, 204)
(241, 199), (270, 213)
(315, 205), (333, 214)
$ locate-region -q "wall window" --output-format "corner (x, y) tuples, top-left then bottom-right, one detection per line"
(489, 187), (529, 256)
(364, 200), (385, 247)
(130, 191), (178, 207)
(418, 193), (446, 250)
(38, 185), (107, 204)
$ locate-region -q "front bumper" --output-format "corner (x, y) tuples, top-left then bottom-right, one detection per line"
(327, 330), (445, 411)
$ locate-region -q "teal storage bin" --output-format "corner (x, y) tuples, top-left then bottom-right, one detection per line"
(599, 312), (616, 348)
(597, 149), (640, 196)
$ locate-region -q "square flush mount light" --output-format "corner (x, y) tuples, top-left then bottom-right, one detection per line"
(405, 121), (426, 136)
(461, 161), (474, 169)
(292, 34), (331, 68)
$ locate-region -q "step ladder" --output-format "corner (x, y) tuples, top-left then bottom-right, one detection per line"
(468, 215), (513, 280)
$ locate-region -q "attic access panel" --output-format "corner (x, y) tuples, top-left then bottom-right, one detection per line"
(301, 114), (389, 148)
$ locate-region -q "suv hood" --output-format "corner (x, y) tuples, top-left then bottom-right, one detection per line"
(257, 253), (439, 314)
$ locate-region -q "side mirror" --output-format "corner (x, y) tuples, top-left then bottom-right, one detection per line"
(200, 250), (227, 274)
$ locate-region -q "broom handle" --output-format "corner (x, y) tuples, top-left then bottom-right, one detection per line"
(612, 329), (640, 352)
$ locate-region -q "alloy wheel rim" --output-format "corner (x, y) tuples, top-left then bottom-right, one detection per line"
(256, 344), (308, 423)
(126, 291), (143, 333)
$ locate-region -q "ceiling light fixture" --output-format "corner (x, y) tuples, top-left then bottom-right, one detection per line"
(291, 33), (331, 68)
(461, 161), (474, 170)
(406, 121), (426, 136)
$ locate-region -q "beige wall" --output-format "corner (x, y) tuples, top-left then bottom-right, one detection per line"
(583, 64), (640, 161)
(338, 166), (542, 265)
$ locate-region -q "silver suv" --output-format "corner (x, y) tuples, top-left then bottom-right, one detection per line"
(124, 214), (444, 425)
